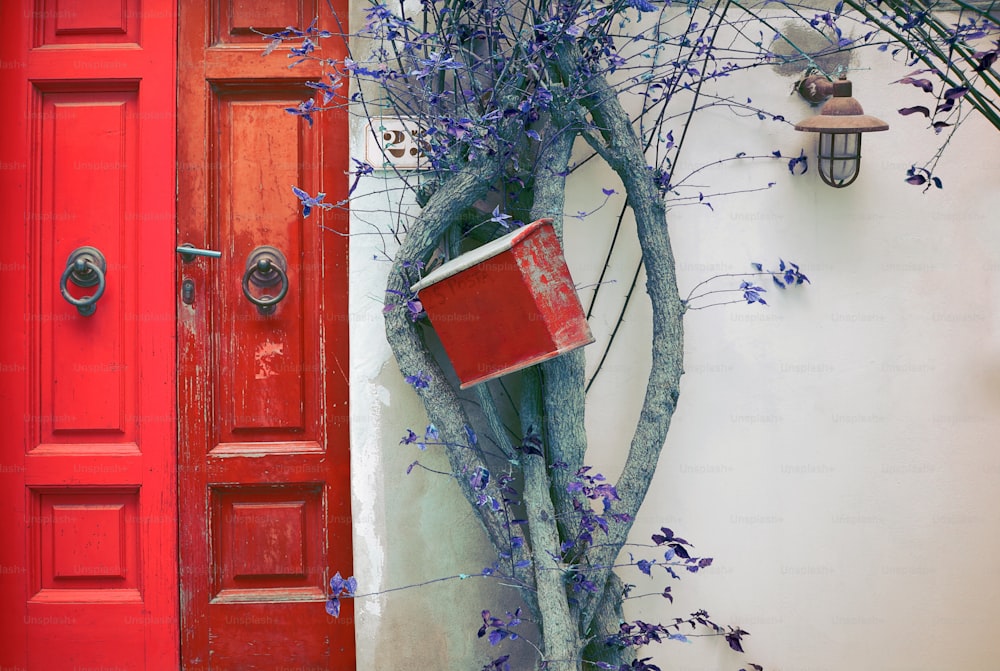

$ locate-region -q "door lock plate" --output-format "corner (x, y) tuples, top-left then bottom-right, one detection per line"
(182, 278), (195, 305)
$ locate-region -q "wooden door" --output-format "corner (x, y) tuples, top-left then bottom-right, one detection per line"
(0, 2), (179, 669)
(176, 1), (353, 669)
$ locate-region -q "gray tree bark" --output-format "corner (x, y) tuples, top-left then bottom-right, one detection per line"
(383, 48), (685, 671)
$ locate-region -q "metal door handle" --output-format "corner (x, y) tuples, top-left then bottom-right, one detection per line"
(242, 246), (289, 316)
(176, 244), (222, 263)
(60, 246), (107, 317)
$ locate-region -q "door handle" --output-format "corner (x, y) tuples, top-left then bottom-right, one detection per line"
(242, 246), (289, 316)
(176, 244), (222, 263)
(60, 246), (107, 317)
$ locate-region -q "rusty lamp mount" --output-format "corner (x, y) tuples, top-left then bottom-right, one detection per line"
(794, 74), (889, 188)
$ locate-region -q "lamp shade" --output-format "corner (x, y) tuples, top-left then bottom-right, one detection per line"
(795, 78), (888, 188)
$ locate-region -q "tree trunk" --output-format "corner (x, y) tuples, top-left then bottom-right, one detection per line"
(382, 47), (685, 670)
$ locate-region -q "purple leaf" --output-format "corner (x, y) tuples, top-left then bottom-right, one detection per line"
(726, 629), (747, 653)
(936, 99), (958, 114)
(975, 50), (998, 73)
(898, 106), (930, 117)
(943, 86), (969, 100)
(788, 148), (808, 175)
(652, 527), (674, 544)
(898, 76), (934, 92)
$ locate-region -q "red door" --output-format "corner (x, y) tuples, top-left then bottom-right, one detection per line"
(176, 0), (353, 669)
(0, 1), (179, 669)
(1, 0), (353, 668)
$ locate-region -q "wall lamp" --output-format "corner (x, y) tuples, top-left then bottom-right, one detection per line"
(795, 75), (888, 188)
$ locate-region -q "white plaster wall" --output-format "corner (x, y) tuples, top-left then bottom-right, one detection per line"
(349, 7), (1000, 670)
(349, 168), (535, 670)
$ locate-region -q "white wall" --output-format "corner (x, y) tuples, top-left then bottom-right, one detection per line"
(349, 8), (1000, 670)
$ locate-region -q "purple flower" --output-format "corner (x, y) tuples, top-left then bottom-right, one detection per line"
(325, 572), (357, 618)
(740, 281), (767, 305)
(305, 72), (343, 104)
(411, 51), (462, 79)
(470, 467), (490, 490)
(291, 185), (332, 217)
(489, 205), (512, 229)
(404, 371), (431, 389)
(285, 99), (317, 127)
(627, 0), (658, 12)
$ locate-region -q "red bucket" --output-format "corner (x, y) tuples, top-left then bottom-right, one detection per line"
(410, 219), (595, 388)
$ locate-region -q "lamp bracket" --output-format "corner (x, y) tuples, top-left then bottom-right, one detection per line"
(796, 74), (835, 105)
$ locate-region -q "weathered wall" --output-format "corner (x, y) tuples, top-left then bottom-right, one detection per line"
(349, 5), (1000, 670)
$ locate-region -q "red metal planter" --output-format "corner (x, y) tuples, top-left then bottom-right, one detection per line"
(411, 218), (595, 389)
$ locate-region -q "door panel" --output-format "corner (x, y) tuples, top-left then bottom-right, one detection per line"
(38, 85), (139, 436)
(213, 84), (321, 441)
(0, 2), (178, 670)
(178, 0), (353, 668)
